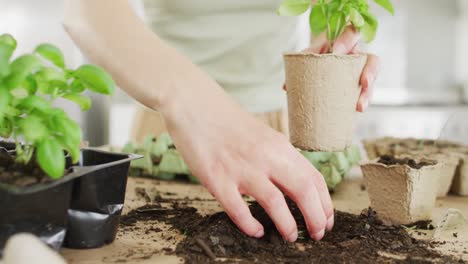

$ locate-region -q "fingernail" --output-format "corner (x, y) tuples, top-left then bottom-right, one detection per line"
(332, 43), (346, 55)
(287, 230), (298, 242)
(254, 229), (264, 238)
(311, 229), (325, 241)
(326, 215), (334, 231)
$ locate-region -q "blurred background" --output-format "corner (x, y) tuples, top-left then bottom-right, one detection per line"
(1, 0), (467, 146)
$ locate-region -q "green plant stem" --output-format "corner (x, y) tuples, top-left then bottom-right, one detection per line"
(327, 24), (333, 52)
(23, 145), (34, 163)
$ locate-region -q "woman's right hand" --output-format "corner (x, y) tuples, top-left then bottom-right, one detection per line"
(161, 80), (334, 242)
(63, 0), (333, 242)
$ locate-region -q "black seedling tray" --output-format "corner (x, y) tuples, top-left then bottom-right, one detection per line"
(0, 142), (141, 253)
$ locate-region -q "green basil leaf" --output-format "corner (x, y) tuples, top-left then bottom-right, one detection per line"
(0, 46), (12, 79)
(327, 0), (342, 16)
(329, 12), (347, 43)
(49, 108), (68, 119)
(0, 87), (10, 116)
(9, 87), (29, 99)
(23, 75), (38, 95)
(73, 65), (115, 95)
(0, 34), (17, 48)
(55, 132), (80, 164)
(70, 79), (86, 93)
(35, 68), (66, 82)
(5, 105), (19, 116)
(64, 141), (80, 164)
(277, 0), (311, 16)
(0, 118), (12, 138)
(37, 139), (65, 179)
(17, 96), (50, 112)
(342, 4), (352, 17)
(350, 8), (365, 28)
(34, 43), (66, 69)
(0, 34), (17, 78)
(309, 4), (327, 36)
(18, 115), (48, 142)
(352, 0), (369, 13)
(63, 93), (92, 111)
(374, 0), (394, 15)
(34, 68), (67, 94)
(49, 110), (82, 145)
(48, 111), (82, 164)
(361, 12), (378, 43)
(5, 54), (43, 89)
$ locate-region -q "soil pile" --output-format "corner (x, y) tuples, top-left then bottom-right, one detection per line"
(378, 155), (432, 169)
(0, 151), (51, 187)
(120, 194), (462, 264)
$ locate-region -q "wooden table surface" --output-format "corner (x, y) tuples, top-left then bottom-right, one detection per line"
(61, 171), (468, 263)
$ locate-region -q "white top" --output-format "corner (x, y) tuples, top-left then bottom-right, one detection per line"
(141, 0), (307, 112)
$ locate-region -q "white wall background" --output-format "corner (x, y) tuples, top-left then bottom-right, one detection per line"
(1, 0), (467, 147)
(0, 0), (145, 146)
(0, 0), (84, 126)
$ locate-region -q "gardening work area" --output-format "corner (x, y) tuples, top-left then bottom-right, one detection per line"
(58, 170), (468, 263)
(3, 0), (468, 263)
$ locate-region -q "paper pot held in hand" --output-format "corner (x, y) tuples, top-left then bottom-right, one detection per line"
(361, 158), (440, 225)
(284, 53), (367, 152)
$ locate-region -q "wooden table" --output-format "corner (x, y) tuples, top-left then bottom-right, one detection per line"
(61, 171), (468, 263)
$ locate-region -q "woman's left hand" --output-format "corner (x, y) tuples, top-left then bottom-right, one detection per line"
(285, 26), (380, 113)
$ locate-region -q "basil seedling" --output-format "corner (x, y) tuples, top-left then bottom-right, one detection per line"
(0, 34), (115, 179)
(278, 0), (394, 51)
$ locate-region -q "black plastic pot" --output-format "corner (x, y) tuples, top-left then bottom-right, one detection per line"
(64, 149), (134, 248)
(0, 142), (140, 253)
(0, 175), (73, 253)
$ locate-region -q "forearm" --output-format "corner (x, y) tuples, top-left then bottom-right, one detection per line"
(63, 0), (220, 114)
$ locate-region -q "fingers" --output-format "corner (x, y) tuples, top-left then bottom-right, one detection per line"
(307, 32), (329, 54)
(213, 184), (265, 238)
(357, 54), (380, 112)
(333, 26), (360, 55)
(244, 177), (298, 242)
(270, 150), (332, 240)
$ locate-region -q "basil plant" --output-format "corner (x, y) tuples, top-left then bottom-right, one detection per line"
(278, 0), (394, 51)
(0, 34), (115, 179)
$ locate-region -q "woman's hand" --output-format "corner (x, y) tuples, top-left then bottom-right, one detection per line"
(161, 81), (334, 242)
(64, 0), (333, 242)
(287, 26), (380, 112)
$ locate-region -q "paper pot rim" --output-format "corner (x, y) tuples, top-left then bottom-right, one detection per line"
(360, 157), (438, 170)
(283, 52), (367, 59)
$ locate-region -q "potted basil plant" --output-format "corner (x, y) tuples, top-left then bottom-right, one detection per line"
(0, 33), (140, 252)
(278, 0), (394, 151)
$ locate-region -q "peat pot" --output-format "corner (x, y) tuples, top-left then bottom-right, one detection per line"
(361, 157), (440, 225)
(284, 52), (367, 152)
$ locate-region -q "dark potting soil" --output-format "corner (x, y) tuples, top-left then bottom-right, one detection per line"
(0, 152), (54, 187)
(378, 155), (433, 169)
(408, 220), (435, 231)
(120, 193), (462, 264)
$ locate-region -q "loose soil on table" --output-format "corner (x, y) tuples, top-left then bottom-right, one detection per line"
(378, 155), (433, 169)
(120, 191), (463, 264)
(0, 152), (52, 187)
